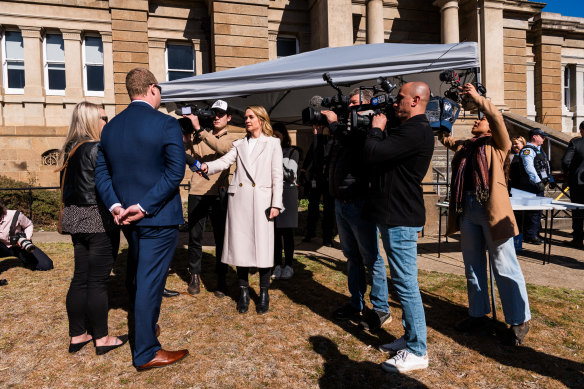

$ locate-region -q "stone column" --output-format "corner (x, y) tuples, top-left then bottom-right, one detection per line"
(479, 1), (505, 107)
(268, 31), (278, 60)
(101, 32), (114, 104)
(310, 0), (353, 49)
(21, 26), (44, 126)
(62, 29), (83, 100)
(366, 0), (384, 44)
(148, 38), (166, 82)
(575, 64), (584, 132)
(433, 0), (459, 44)
(193, 39), (203, 75)
(534, 33), (562, 131)
(526, 61), (537, 121)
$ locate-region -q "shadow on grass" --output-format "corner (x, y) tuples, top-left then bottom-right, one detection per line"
(421, 290), (584, 387)
(310, 335), (428, 388)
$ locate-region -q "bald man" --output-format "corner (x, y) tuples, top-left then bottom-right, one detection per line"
(364, 82), (434, 373)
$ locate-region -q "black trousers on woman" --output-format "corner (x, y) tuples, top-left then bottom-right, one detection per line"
(66, 231), (119, 338)
(275, 227), (294, 267)
(237, 266), (271, 288)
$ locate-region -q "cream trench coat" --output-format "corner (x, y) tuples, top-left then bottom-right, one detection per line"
(206, 134), (284, 268)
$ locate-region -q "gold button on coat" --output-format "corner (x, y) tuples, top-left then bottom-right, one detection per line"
(252, 183), (256, 187)
(239, 183), (242, 187)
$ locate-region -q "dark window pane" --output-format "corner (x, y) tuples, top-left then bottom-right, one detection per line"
(48, 68), (66, 90)
(167, 45), (194, 70)
(87, 65), (104, 91)
(8, 69), (25, 89)
(277, 37), (297, 57)
(168, 71), (194, 81)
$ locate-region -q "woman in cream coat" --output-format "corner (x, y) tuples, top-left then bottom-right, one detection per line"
(201, 106), (283, 314)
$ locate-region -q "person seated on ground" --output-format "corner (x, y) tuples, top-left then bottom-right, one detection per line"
(438, 83), (531, 346)
(0, 202), (54, 285)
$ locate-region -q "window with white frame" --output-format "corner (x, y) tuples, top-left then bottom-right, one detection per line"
(276, 36), (298, 58)
(166, 43), (195, 81)
(44, 33), (66, 94)
(564, 65), (571, 110)
(2, 30), (25, 92)
(83, 36), (104, 96)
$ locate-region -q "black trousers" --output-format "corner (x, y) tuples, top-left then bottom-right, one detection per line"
(275, 227), (294, 267)
(66, 231), (119, 338)
(187, 194), (227, 277)
(305, 183), (335, 242)
(237, 267), (271, 288)
(571, 185), (584, 241)
(0, 242), (53, 271)
(523, 191), (544, 238)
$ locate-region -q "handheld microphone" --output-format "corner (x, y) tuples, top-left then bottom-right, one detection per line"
(185, 154), (210, 180)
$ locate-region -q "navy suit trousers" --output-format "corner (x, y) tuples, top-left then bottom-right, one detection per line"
(123, 225), (179, 366)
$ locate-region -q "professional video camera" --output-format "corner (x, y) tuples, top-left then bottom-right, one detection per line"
(439, 69), (487, 105)
(175, 104), (216, 132)
(302, 73), (352, 126)
(10, 232), (35, 253)
(349, 77), (397, 130)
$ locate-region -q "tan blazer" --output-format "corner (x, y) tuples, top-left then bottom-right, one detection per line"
(206, 134), (283, 268)
(440, 96), (519, 241)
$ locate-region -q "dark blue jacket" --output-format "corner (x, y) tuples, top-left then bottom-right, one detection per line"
(95, 101), (185, 227)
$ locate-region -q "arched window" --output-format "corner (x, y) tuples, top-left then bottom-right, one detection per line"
(41, 149), (59, 166)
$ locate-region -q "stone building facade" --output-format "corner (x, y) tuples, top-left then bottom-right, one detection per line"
(0, 0), (583, 188)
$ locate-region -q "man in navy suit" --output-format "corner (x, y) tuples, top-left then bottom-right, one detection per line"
(95, 68), (188, 370)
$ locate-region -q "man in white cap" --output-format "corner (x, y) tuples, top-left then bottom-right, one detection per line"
(183, 100), (244, 297)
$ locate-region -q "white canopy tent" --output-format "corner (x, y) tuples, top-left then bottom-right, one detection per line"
(160, 41), (480, 123)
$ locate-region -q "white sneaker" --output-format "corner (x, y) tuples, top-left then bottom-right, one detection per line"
(381, 349), (429, 373)
(379, 336), (406, 354)
(280, 265), (294, 280)
(272, 265), (282, 279)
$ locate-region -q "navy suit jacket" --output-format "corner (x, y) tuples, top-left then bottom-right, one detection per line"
(95, 101), (185, 227)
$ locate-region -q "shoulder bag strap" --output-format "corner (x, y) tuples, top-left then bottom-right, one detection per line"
(9, 211), (21, 237)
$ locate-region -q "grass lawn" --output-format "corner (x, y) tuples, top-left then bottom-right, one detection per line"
(0, 242), (582, 388)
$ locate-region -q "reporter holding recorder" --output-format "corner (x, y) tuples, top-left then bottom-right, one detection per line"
(438, 83), (530, 344)
(199, 106), (283, 314)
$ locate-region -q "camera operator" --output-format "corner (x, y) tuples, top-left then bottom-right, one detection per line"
(321, 88), (391, 333)
(0, 202), (54, 285)
(183, 100), (244, 297)
(364, 82), (433, 373)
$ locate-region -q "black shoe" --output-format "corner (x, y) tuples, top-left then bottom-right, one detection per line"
(360, 309), (392, 332)
(237, 286), (250, 314)
(524, 235), (544, 245)
(214, 281), (227, 298)
(323, 240), (335, 248)
(68, 338), (92, 353)
(187, 274), (201, 295)
(454, 316), (489, 332)
(0, 279), (7, 286)
(96, 335), (129, 355)
(510, 321), (530, 345)
(256, 287), (270, 314)
(332, 304), (361, 321)
(162, 288), (180, 298)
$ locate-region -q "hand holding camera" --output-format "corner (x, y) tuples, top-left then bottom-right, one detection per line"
(10, 232), (36, 253)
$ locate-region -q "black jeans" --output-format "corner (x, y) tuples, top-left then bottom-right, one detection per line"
(305, 182), (335, 242)
(0, 242), (53, 271)
(188, 195), (227, 278)
(66, 231), (118, 338)
(571, 185), (584, 241)
(237, 267), (271, 288)
(275, 227), (294, 267)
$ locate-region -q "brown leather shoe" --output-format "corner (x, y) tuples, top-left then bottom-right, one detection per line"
(187, 274), (201, 295)
(136, 349), (189, 371)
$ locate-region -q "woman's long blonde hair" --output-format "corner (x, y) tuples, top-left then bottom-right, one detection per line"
(246, 105), (273, 137)
(58, 102), (102, 166)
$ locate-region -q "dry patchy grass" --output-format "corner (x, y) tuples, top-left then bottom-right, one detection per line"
(0, 242), (583, 388)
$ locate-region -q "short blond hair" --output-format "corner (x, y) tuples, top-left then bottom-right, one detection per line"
(246, 106), (273, 137)
(126, 67), (157, 98)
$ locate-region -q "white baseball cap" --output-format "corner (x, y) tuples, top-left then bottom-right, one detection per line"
(211, 100), (228, 113)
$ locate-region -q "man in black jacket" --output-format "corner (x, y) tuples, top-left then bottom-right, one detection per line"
(562, 121), (584, 248)
(321, 88), (391, 333)
(365, 82), (434, 373)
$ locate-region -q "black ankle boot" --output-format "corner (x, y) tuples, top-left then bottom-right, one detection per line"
(256, 287), (270, 314)
(237, 286), (250, 314)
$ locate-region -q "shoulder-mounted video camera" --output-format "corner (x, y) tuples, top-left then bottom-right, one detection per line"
(175, 104), (216, 134)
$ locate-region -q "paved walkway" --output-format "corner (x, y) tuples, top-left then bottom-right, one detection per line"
(34, 229), (584, 290)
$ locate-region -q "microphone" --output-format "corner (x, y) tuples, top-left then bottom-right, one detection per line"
(309, 95), (323, 109)
(185, 154), (209, 180)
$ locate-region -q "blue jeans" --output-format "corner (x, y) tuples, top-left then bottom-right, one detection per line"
(335, 199), (389, 314)
(460, 193), (531, 325)
(379, 225), (427, 357)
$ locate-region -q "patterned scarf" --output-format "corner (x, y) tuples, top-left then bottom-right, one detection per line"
(450, 135), (491, 214)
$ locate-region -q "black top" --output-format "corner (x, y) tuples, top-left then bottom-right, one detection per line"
(363, 114), (434, 227)
(562, 136), (584, 187)
(62, 141), (100, 206)
(302, 134), (332, 183)
(328, 121), (370, 201)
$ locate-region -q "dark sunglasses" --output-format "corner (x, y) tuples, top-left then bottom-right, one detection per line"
(100, 116), (108, 123)
(151, 84), (162, 93)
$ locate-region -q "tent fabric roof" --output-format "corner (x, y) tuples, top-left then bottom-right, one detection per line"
(160, 42), (480, 103)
